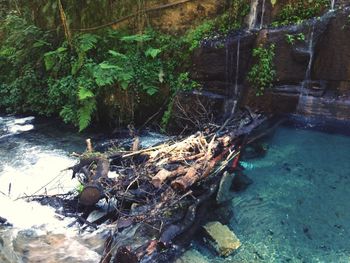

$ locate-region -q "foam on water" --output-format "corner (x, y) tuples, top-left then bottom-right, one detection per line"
(0, 115), (103, 262)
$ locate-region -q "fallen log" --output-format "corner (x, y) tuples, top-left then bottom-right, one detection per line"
(171, 165), (201, 191)
(71, 155), (110, 206)
(151, 166), (187, 188)
(55, 110), (271, 262)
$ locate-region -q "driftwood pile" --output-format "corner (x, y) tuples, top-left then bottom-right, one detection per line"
(62, 111), (268, 262)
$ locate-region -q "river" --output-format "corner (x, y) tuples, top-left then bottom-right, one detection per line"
(0, 115), (104, 263)
(187, 117), (350, 262)
(0, 114), (170, 263)
(2, 115), (350, 262)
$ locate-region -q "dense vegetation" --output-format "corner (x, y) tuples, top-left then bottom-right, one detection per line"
(0, 0), (249, 131)
(0, 0), (333, 131)
(0, 14), (192, 131)
(247, 44), (276, 96)
(271, 0), (329, 27)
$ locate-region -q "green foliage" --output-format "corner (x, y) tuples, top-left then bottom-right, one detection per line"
(0, 12), (201, 131)
(271, 0), (329, 27)
(161, 100), (174, 131)
(44, 47), (68, 71)
(247, 44), (276, 96)
(184, 0), (250, 51)
(185, 21), (215, 51)
(76, 183), (84, 194)
(175, 72), (200, 92)
(285, 33), (305, 45)
(0, 13), (53, 114)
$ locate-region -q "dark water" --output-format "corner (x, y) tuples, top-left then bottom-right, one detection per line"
(185, 121), (350, 263)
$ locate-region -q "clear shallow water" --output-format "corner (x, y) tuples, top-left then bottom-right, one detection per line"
(190, 123), (350, 262)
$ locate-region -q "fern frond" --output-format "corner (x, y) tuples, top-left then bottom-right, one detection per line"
(121, 34), (152, 43)
(78, 86), (94, 100)
(77, 34), (98, 52)
(145, 48), (161, 58)
(78, 99), (96, 131)
(108, 50), (128, 60)
(44, 47), (67, 71)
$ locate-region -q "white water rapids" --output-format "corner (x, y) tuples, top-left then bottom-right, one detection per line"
(0, 115), (104, 263)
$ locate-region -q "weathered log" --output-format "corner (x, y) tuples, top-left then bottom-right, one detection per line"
(159, 180), (220, 247)
(79, 156), (110, 206)
(152, 166), (187, 188)
(170, 166), (200, 191)
(86, 138), (93, 152)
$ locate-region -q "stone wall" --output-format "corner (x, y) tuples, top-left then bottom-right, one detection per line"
(190, 3), (350, 122)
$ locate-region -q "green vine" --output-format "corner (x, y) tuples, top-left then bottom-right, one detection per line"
(247, 44), (276, 96)
(271, 0), (329, 27)
(184, 0), (250, 51)
(285, 33), (305, 45)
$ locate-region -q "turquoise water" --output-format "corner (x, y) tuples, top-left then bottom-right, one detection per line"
(191, 123), (350, 262)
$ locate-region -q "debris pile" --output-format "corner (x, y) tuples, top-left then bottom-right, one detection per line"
(38, 111), (268, 262)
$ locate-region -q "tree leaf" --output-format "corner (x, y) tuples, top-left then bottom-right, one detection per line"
(144, 86), (158, 96)
(78, 86), (94, 100)
(121, 34), (152, 43)
(108, 50), (127, 59)
(99, 62), (121, 70)
(145, 48), (161, 58)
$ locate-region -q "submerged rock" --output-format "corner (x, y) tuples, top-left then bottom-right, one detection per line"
(231, 172), (253, 192)
(202, 221), (241, 257)
(0, 216), (11, 226)
(175, 249), (209, 263)
(216, 171), (234, 204)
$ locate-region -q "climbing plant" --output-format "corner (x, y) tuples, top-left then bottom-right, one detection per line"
(247, 44), (276, 96)
(184, 0), (250, 51)
(271, 0), (329, 27)
(285, 33), (305, 45)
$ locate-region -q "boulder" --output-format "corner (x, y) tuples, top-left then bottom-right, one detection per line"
(202, 221), (241, 257)
(192, 32), (257, 95)
(175, 249), (209, 263)
(297, 93), (350, 120)
(312, 9), (350, 92)
(216, 171), (234, 204)
(186, 4), (350, 125)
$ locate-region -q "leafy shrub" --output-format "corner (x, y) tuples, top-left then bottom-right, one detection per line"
(285, 33), (305, 45)
(184, 0), (250, 51)
(247, 44), (276, 96)
(271, 0), (329, 27)
(0, 10), (212, 131)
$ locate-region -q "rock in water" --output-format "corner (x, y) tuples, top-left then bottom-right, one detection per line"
(231, 172), (253, 192)
(203, 221), (241, 257)
(216, 171), (234, 204)
(175, 249), (209, 263)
